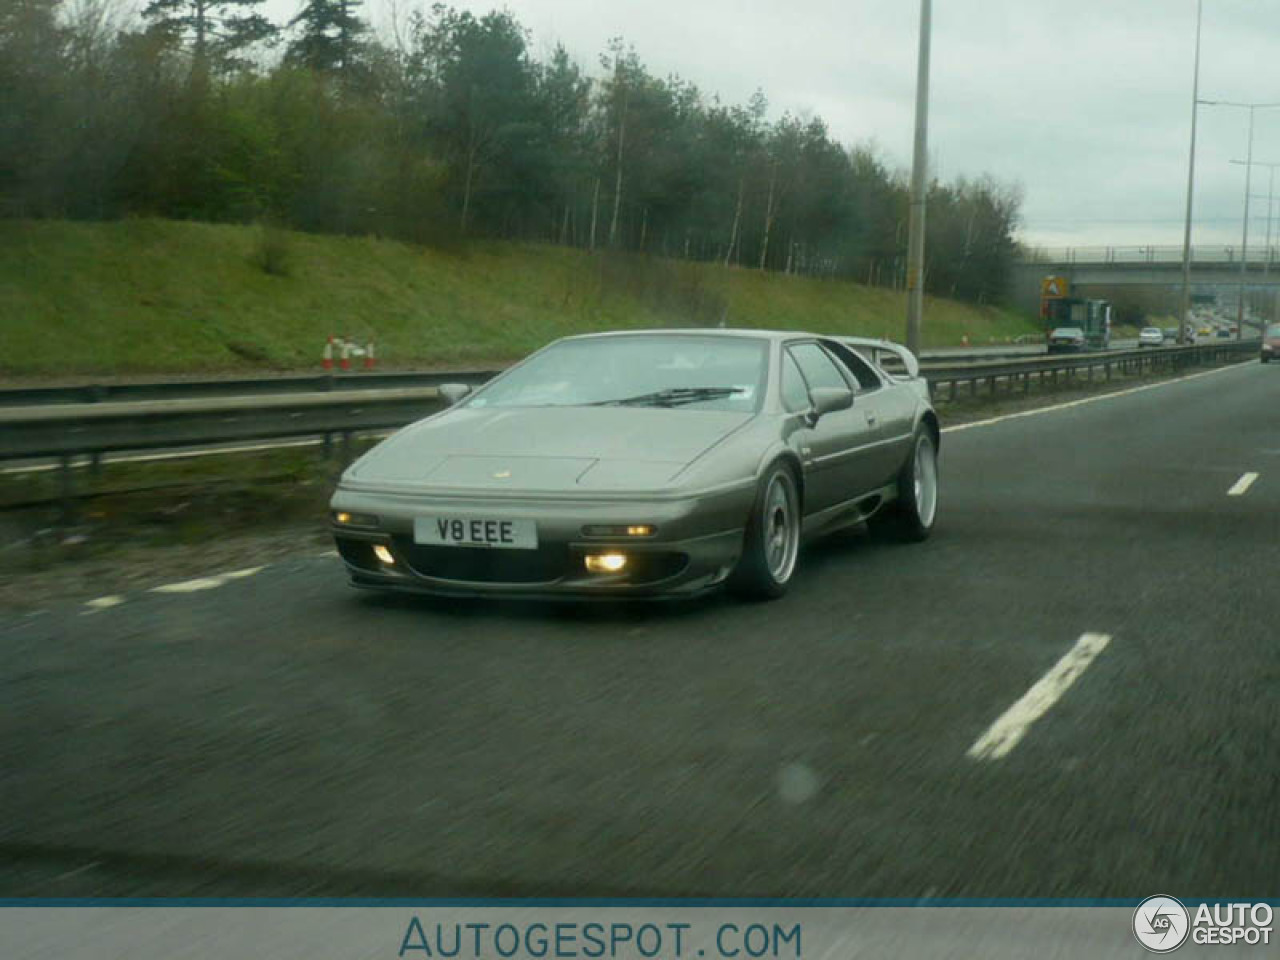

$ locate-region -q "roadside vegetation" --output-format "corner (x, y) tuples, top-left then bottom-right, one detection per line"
(5, 0), (1022, 335)
(1, 218), (1037, 375)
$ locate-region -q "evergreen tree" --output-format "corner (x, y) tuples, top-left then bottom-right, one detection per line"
(142, 0), (276, 72)
(285, 0), (367, 78)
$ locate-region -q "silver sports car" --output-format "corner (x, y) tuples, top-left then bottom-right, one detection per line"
(330, 329), (939, 600)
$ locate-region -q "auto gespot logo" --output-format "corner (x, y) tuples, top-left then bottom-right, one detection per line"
(1133, 896), (1274, 952)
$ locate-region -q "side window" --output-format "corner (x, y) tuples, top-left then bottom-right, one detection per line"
(789, 342), (851, 394)
(822, 340), (883, 391)
(780, 351), (811, 412)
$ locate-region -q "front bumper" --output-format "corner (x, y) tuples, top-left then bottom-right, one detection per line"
(329, 485), (753, 598)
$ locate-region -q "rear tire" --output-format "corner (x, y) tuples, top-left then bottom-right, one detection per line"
(868, 427), (939, 543)
(730, 462), (801, 601)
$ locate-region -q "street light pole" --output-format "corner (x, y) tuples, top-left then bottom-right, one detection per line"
(1266, 166), (1275, 278)
(1237, 107), (1255, 340)
(1268, 166), (1277, 321)
(1178, 0), (1203, 346)
(1197, 100), (1280, 336)
(1232, 160), (1280, 318)
(904, 0), (931, 357)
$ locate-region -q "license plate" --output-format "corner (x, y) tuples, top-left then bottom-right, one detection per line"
(414, 517), (537, 550)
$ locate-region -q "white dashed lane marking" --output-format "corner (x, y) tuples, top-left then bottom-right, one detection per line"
(80, 596), (125, 615)
(149, 566), (265, 594)
(968, 632), (1112, 761)
(1227, 472), (1259, 496)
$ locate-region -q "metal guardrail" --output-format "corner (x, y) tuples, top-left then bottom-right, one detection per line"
(0, 349), (1052, 407)
(922, 339), (1259, 401)
(1, 342), (1260, 466)
(0, 369), (501, 407)
(1018, 244), (1280, 266)
(0, 387), (453, 465)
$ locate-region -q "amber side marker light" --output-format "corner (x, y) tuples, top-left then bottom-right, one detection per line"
(333, 511), (379, 528)
(581, 524), (656, 538)
(584, 553), (628, 574)
(373, 545), (396, 565)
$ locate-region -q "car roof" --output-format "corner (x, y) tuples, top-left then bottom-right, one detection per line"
(560, 328), (809, 343)
(557, 328), (909, 349)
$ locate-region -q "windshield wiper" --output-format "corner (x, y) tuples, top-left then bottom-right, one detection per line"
(592, 386), (744, 408)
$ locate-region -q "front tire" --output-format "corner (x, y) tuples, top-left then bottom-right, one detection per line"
(730, 462), (801, 600)
(869, 427), (939, 542)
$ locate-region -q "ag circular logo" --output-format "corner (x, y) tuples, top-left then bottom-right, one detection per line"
(1133, 895), (1191, 953)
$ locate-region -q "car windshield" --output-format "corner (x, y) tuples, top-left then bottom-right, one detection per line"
(466, 334), (768, 412)
(1268, 325), (1280, 337)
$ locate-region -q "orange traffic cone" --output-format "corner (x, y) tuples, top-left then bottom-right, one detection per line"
(339, 337), (352, 371)
(364, 340), (376, 370)
(322, 336), (335, 370)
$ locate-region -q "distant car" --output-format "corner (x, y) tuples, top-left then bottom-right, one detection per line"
(1263, 323), (1280, 363)
(1216, 327), (1232, 339)
(1047, 327), (1086, 353)
(1199, 325), (1213, 336)
(1161, 327), (1179, 341)
(331, 329), (940, 600)
(1138, 327), (1165, 348)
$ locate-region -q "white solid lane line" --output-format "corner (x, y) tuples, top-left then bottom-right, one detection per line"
(941, 360), (1253, 435)
(967, 632), (1112, 762)
(1227, 472), (1259, 496)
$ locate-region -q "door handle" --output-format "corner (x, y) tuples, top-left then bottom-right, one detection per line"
(865, 411), (877, 426)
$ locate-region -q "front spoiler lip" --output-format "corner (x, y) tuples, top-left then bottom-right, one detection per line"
(346, 571), (726, 603)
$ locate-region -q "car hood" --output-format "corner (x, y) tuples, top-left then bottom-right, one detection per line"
(345, 405), (753, 492)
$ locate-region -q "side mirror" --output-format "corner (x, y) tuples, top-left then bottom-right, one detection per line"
(438, 382), (473, 406)
(807, 386), (854, 424)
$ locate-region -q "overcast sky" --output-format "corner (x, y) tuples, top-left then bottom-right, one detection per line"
(267, 0), (1280, 252)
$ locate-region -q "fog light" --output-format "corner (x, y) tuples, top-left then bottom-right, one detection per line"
(373, 544), (395, 565)
(585, 552), (627, 574)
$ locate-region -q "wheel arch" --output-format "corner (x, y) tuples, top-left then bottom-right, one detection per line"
(919, 409), (941, 451)
(755, 444), (805, 510)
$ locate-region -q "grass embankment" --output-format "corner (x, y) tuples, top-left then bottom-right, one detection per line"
(1, 218), (1037, 377)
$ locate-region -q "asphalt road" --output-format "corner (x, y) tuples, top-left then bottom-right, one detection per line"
(2, 360), (1277, 898)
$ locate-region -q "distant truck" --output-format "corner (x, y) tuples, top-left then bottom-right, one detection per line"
(1043, 298), (1112, 350)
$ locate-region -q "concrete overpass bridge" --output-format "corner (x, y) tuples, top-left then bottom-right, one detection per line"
(1010, 244), (1280, 315)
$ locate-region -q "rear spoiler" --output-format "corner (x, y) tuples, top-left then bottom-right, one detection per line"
(837, 338), (921, 379)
